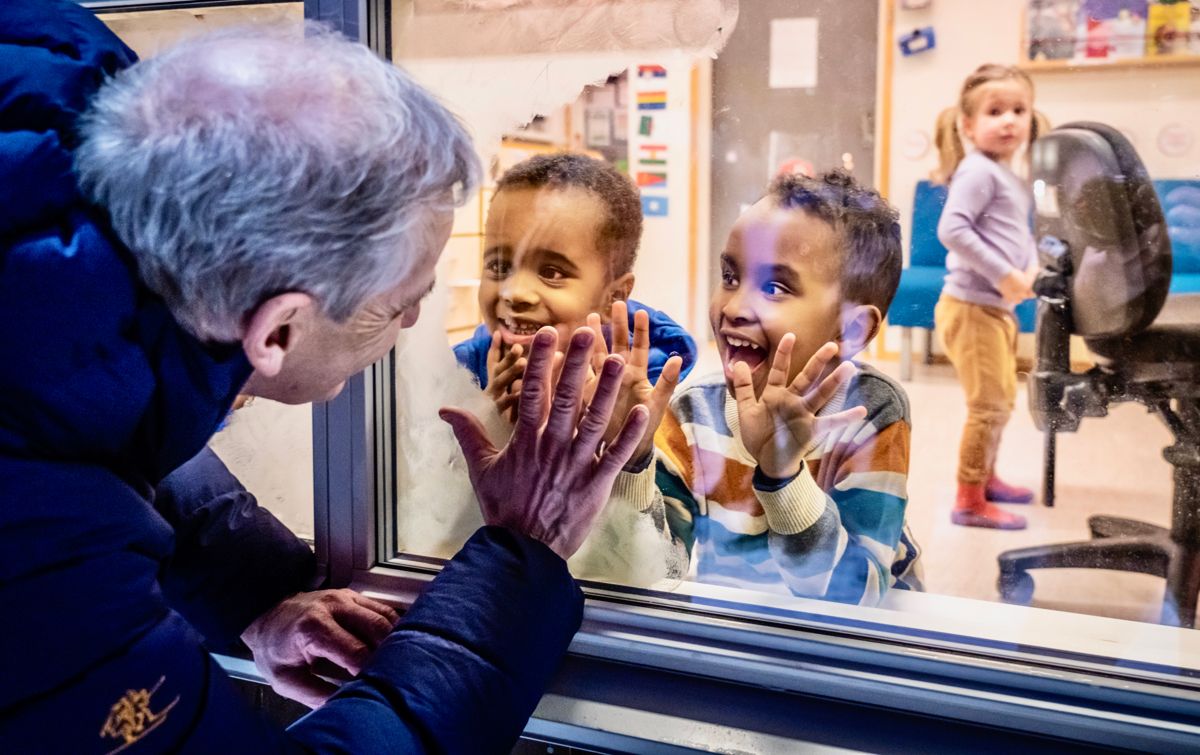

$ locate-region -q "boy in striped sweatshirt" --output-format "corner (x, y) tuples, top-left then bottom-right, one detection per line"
(619, 170), (923, 605)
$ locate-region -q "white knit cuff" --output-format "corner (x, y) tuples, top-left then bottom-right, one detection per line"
(754, 465), (828, 535)
(610, 461), (657, 512)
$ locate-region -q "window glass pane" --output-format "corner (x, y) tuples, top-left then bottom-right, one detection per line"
(98, 3), (302, 58)
(372, 0), (1200, 679)
(99, 3), (315, 540)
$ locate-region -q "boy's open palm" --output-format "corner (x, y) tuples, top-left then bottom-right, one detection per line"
(485, 331), (525, 423)
(732, 337), (866, 480)
(586, 301), (683, 464)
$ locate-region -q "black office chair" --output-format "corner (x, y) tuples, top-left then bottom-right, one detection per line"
(995, 122), (1200, 628)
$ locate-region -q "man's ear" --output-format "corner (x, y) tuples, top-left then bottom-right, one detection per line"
(608, 272), (635, 305)
(241, 292), (317, 378)
(839, 303), (882, 358)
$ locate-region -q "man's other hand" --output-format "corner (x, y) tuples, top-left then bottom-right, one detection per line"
(440, 326), (650, 561)
(241, 589), (399, 708)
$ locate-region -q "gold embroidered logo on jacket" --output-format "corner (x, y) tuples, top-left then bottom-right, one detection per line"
(99, 676), (180, 754)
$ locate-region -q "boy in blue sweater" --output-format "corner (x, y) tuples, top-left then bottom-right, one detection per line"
(453, 154), (696, 414)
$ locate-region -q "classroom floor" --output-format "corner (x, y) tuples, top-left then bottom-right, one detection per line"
(889, 356), (1175, 625)
(689, 341), (1177, 625)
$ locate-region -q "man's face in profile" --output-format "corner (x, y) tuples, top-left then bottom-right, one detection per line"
(249, 207), (454, 404)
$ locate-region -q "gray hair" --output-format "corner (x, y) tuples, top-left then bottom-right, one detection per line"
(76, 23), (479, 341)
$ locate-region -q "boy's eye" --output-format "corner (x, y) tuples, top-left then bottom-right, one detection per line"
(761, 281), (791, 297)
(720, 268), (738, 288)
(484, 258), (511, 278)
(540, 266), (568, 281)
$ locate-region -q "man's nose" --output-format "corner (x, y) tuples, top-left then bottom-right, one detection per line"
(400, 302), (421, 329)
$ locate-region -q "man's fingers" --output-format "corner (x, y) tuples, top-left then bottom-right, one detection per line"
(550, 351), (566, 397)
(273, 667), (339, 709)
(350, 593), (399, 625)
(767, 333), (794, 388)
(513, 328), (558, 446)
(332, 601), (397, 647)
(598, 405), (650, 478)
(303, 624), (370, 677)
(439, 407), (498, 471)
(543, 328), (596, 447)
(574, 353), (625, 457)
(506, 379), (523, 423)
(629, 307), (650, 369)
(789, 341), (839, 396)
(804, 360), (858, 412)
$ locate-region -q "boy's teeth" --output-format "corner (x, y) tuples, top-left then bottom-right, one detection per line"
(726, 336), (761, 350)
(504, 318), (540, 335)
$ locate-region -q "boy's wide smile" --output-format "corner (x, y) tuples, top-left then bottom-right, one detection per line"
(718, 328), (769, 379)
(497, 314), (544, 345)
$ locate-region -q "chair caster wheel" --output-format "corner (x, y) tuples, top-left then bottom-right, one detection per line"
(998, 570), (1034, 604)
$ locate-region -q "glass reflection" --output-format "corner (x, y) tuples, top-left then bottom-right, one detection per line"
(385, 0), (1200, 676)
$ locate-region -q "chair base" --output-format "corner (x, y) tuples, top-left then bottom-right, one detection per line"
(997, 515), (1200, 627)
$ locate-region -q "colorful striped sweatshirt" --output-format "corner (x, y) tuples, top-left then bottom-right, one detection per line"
(617, 363), (923, 605)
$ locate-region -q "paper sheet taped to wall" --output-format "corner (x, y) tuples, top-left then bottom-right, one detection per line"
(769, 17), (818, 90)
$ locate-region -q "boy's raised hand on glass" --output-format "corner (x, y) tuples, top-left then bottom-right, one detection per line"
(485, 330), (525, 423)
(731, 337), (866, 480)
(586, 301), (683, 465)
(440, 327), (650, 561)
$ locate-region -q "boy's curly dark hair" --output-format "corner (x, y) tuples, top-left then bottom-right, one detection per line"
(495, 153), (643, 278)
(768, 169), (903, 317)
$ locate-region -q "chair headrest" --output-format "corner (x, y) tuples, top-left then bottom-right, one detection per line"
(1031, 122), (1171, 338)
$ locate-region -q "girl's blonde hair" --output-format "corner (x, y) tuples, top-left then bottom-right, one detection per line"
(931, 63), (1042, 184)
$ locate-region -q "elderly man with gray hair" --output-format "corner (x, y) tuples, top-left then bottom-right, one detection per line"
(0, 2), (648, 752)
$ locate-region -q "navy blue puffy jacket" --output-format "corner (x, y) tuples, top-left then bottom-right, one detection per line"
(0, 3), (583, 752)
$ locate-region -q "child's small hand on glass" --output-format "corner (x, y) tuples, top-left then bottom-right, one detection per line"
(585, 301), (683, 467)
(732, 337), (866, 480)
(486, 331), (526, 424)
(998, 268), (1035, 305)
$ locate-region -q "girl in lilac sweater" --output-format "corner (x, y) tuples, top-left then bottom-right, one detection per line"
(933, 65), (1041, 530)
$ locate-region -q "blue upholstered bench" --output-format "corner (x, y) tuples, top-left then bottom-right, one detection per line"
(1163, 181), (1200, 296)
(890, 178), (1200, 381)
